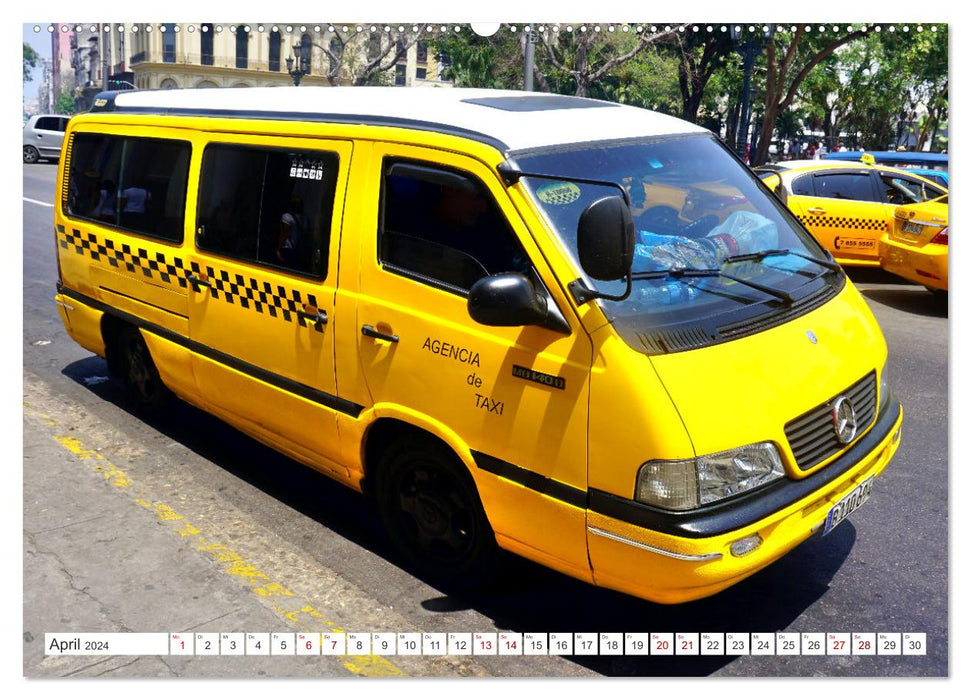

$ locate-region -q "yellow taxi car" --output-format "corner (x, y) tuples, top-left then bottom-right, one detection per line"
(879, 195), (949, 294)
(755, 160), (946, 267)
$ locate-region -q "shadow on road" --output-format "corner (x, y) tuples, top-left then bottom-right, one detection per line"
(845, 268), (948, 319)
(62, 355), (857, 677)
(857, 287), (948, 319)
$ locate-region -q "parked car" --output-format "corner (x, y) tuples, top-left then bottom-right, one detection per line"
(879, 195), (949, 295)
(754, 159), (946, 266)
(822, 149), (947, 171)
(23, 114), (69, 163)
(823, 151), (949, 189)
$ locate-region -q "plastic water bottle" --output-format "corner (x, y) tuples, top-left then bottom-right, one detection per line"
(704, 211), (778, 257)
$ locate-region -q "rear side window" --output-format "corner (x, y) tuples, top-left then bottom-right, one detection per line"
(66, 133), (191, 242)
(791, 174), (814, 196)
(195, 144), (340, 279)
(812, 173), (876, 202)
(879, 173), (944, 205)
(36, 117), (63, 131)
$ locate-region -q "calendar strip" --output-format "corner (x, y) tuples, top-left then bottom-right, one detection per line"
(44, 632), (927, 656)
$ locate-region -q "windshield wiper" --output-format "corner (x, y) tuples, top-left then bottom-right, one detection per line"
(631, 267), (795, 305)
(721, 249), (842, 272)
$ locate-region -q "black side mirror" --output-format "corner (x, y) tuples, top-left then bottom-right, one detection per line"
(468, 274), (548, 327)
(577, 195), (635, 281)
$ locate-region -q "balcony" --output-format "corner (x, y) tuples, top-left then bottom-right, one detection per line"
(131, 52), (286, 73)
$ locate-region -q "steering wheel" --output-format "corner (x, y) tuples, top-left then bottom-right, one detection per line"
(680, 215), (719, 238)
(635, 205), (681, 236)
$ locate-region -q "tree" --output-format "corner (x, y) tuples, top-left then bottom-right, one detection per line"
(667, 29), (734, 122)
(430, 29), (523, 89)
(310, 27), (422, 86)
(24, 43), (39, 84)
(751, 26), (869, 166)
(538, 25), (679, 97)
(55, 92), (77, 115)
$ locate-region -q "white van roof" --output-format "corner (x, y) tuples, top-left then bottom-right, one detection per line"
(97, 86), (707, 154)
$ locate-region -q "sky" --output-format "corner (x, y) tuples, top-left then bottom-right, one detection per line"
(23, 23), (53, 102)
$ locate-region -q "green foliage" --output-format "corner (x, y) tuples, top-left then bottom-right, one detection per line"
(429, 24), (947, 156)
(23, 43), (39, 83)
(55, 92), (77, 115)
(430, 31), (523, 89)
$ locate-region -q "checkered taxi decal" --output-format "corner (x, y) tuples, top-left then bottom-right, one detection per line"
(798, 214), (888, 232)
(57, 225), (326, 332)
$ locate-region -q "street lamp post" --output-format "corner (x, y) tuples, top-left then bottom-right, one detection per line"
(730, 26), (758, 160)
(286, 36), (313, 86)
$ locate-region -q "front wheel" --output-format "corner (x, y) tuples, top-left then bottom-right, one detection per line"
(23, 145), (40, 164)
(375, 438), (496, 583)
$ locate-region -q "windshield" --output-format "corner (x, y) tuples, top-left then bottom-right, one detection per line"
(515, 134), (845, 352)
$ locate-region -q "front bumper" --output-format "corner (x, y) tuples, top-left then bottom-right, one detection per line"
(587, 397), (903, 604)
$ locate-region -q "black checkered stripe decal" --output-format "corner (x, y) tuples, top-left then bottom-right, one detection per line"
(190, 263), (324, 331)
(798, 215), (888, 232)
(57, 225), (325, 332)
(58, 225), (191, 288)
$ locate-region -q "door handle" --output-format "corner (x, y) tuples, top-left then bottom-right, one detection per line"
(298, 304), (328, 325)
(187, 273), (211, 289)
(362, 324), (399, 343)
(807, 207), (826, 215)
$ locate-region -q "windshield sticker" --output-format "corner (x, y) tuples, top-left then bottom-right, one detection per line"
(536, 182), (581, 205)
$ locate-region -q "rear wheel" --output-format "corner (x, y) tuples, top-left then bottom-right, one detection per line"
(23, 145), (40, 164)
(109, 326), (171, 412)
(375, 437), (496, 583)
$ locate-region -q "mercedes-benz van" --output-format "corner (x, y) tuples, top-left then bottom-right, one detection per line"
(53, 87), (902, 603)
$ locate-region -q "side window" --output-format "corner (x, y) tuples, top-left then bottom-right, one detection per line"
(378, 161), (529, 294)
(196, 144), (339, 278)
(880, 174), (943, 205)
(66, 133), (190, 242)
(791, 174), (814, 196)
(36, 117), (57, 131)
(812, 173), (876, 202)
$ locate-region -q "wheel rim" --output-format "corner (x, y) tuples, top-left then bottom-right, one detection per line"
(393, 463), (477, 564)
(123, 333), (160, 403)
(24, 146), (39, 163)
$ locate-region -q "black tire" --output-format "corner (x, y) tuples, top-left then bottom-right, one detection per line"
(23, 145), (40, 164)
(375, 437), (496, 583)
(110, 326), (171, 412)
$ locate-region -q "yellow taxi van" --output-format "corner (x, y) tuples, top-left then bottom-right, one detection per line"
(53, 87), (902, 604)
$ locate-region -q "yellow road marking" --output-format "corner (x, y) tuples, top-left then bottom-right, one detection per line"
(25, 405), (408, 677)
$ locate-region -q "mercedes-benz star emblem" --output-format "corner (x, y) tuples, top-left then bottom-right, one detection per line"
(807, 330), (818, 344)
(832, 396), (858, 445)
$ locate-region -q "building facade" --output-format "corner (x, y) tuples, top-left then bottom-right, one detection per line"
(99, 23), (451, 91)
(35, 23), (453, 113)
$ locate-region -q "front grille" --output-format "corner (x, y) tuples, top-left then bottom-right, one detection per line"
(784, 372), (877, 471)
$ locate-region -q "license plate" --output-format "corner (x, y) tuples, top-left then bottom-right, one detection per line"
(903, 221), (924, 234)
(822, 476), (875, 536)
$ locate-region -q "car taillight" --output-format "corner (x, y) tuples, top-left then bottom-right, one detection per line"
(930, 227), (948, 245)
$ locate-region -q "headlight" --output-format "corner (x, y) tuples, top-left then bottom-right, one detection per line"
(635, 442), (785, 511)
